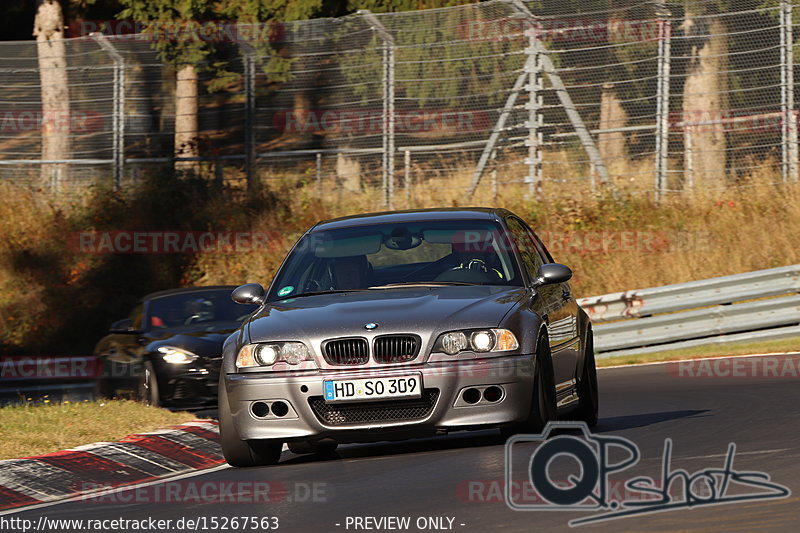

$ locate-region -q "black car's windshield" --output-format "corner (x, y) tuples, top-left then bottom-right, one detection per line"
(147, 290), (258, 329)
(268, 219), (523, 301)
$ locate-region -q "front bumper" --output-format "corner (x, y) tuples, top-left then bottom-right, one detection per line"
(225, 355), (535, 443)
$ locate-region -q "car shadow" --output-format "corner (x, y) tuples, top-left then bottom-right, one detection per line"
(275, 410), (712, 465)
(280, 429), (505, 465)
(593, 409), (711, 432)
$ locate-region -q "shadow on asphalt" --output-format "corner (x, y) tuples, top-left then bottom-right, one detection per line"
(594, 409), (711, 432)
(203, 410), (711, 466)
(281, 430), (505, 465)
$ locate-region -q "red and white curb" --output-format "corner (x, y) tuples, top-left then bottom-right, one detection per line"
(0, 420), (223, 511)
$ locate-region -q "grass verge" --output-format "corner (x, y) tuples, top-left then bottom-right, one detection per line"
(597, 336), (800, 367)
(0, 400), (196, 460)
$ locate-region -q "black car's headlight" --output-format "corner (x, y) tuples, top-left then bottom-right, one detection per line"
(236, 342), (314, 368)
(157, 346), (198, 365)
(433, 328), (519, 356)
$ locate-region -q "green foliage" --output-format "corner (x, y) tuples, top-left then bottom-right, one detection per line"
(118, 0), (215, 67)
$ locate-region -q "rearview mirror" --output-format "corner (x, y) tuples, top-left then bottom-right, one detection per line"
(232, 283), (266, 305)
(109, 318), (138, 333)
(532, 263), (572, 287)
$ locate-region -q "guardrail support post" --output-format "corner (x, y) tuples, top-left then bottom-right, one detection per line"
(360, 10), (396, 209)
(90, 33), (125, 191)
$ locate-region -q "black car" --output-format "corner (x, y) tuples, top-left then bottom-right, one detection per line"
(94, 286), (258, 408)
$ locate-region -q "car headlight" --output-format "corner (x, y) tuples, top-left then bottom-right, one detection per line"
(157, 346), (198, 365)
(236, 342), (313, 368)
(433, 328), (518, 356)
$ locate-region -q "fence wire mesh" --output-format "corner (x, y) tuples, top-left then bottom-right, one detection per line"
(0, 0), (798, 204)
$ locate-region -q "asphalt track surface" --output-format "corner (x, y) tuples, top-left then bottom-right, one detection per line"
(7, 353), (800, 532)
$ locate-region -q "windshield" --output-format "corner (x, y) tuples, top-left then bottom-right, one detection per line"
(267, 219), (523, 301)
(146, 289), (257, 329)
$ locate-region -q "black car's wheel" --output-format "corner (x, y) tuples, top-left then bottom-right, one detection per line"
(136, 360), (160, 407)
(218, 376), (283, 467)
(502, 334), (557, 438)
(575, 327), (599, 427)
(287, 440), (339, 456)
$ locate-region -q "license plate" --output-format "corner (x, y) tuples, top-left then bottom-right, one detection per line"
(323, 374), (422, 403)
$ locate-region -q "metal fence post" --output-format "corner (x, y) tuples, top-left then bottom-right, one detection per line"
(684, 126), (694, 191)
(316, 152), (323, 196)
(90, 33), (125, 191)
(654, 18), (671, 201)
(241, 43), (257, 193)
(404, 149), (411, 206)
(525, 25), (543, 198)
(491, 149), (498, 203)
(360, 10), (396, 209)
(781, 0), (798, 183)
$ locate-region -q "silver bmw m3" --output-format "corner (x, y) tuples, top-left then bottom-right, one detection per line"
(219, 208), (597, 466)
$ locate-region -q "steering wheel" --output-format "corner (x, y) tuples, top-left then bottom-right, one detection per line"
(184, 314), (201, 326)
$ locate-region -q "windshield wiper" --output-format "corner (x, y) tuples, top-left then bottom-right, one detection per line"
(368, 281), (477, 289)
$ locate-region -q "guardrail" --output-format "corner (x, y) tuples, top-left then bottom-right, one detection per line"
(579, 265), (800, 358)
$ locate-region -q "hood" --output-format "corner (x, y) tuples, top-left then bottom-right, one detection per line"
(247, 286), (527, 345)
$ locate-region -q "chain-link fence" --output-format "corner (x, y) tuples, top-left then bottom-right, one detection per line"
(0, 0), (798, 204)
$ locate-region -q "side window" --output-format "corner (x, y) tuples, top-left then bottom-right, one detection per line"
(506, 217), (544, 281)
(129, 303), (144, 330)
(524, 224), (554, 264)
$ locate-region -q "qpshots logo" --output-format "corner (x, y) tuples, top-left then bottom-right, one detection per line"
(504, 422), (790, 526)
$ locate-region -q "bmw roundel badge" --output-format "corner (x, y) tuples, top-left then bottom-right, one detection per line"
(364, 322), (378, 330)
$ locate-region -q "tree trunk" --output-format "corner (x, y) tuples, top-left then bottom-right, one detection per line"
(598, 82), (628, 176)
(336, 152), (361, 192)
(681, 11), (729, 190)
(34, 0), (69, 188)
(174, 64), (199, 175)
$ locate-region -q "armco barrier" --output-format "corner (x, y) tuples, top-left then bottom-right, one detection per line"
(579, 265), (800, 357)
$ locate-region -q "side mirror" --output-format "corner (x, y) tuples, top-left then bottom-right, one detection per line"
(532, 263), (572, 287)
(109, 318), (137, 333)
(232, 283), (266, 305)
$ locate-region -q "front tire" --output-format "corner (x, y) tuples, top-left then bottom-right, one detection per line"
(502, 334), (557, 438)
(575, 327), (599, 427)
(218, 375), (283, 467)
(136, 361), (160, 407)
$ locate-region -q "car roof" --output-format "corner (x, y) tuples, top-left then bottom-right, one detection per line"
(311, 207), (512, 231)
(143, 286), (238, 301)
